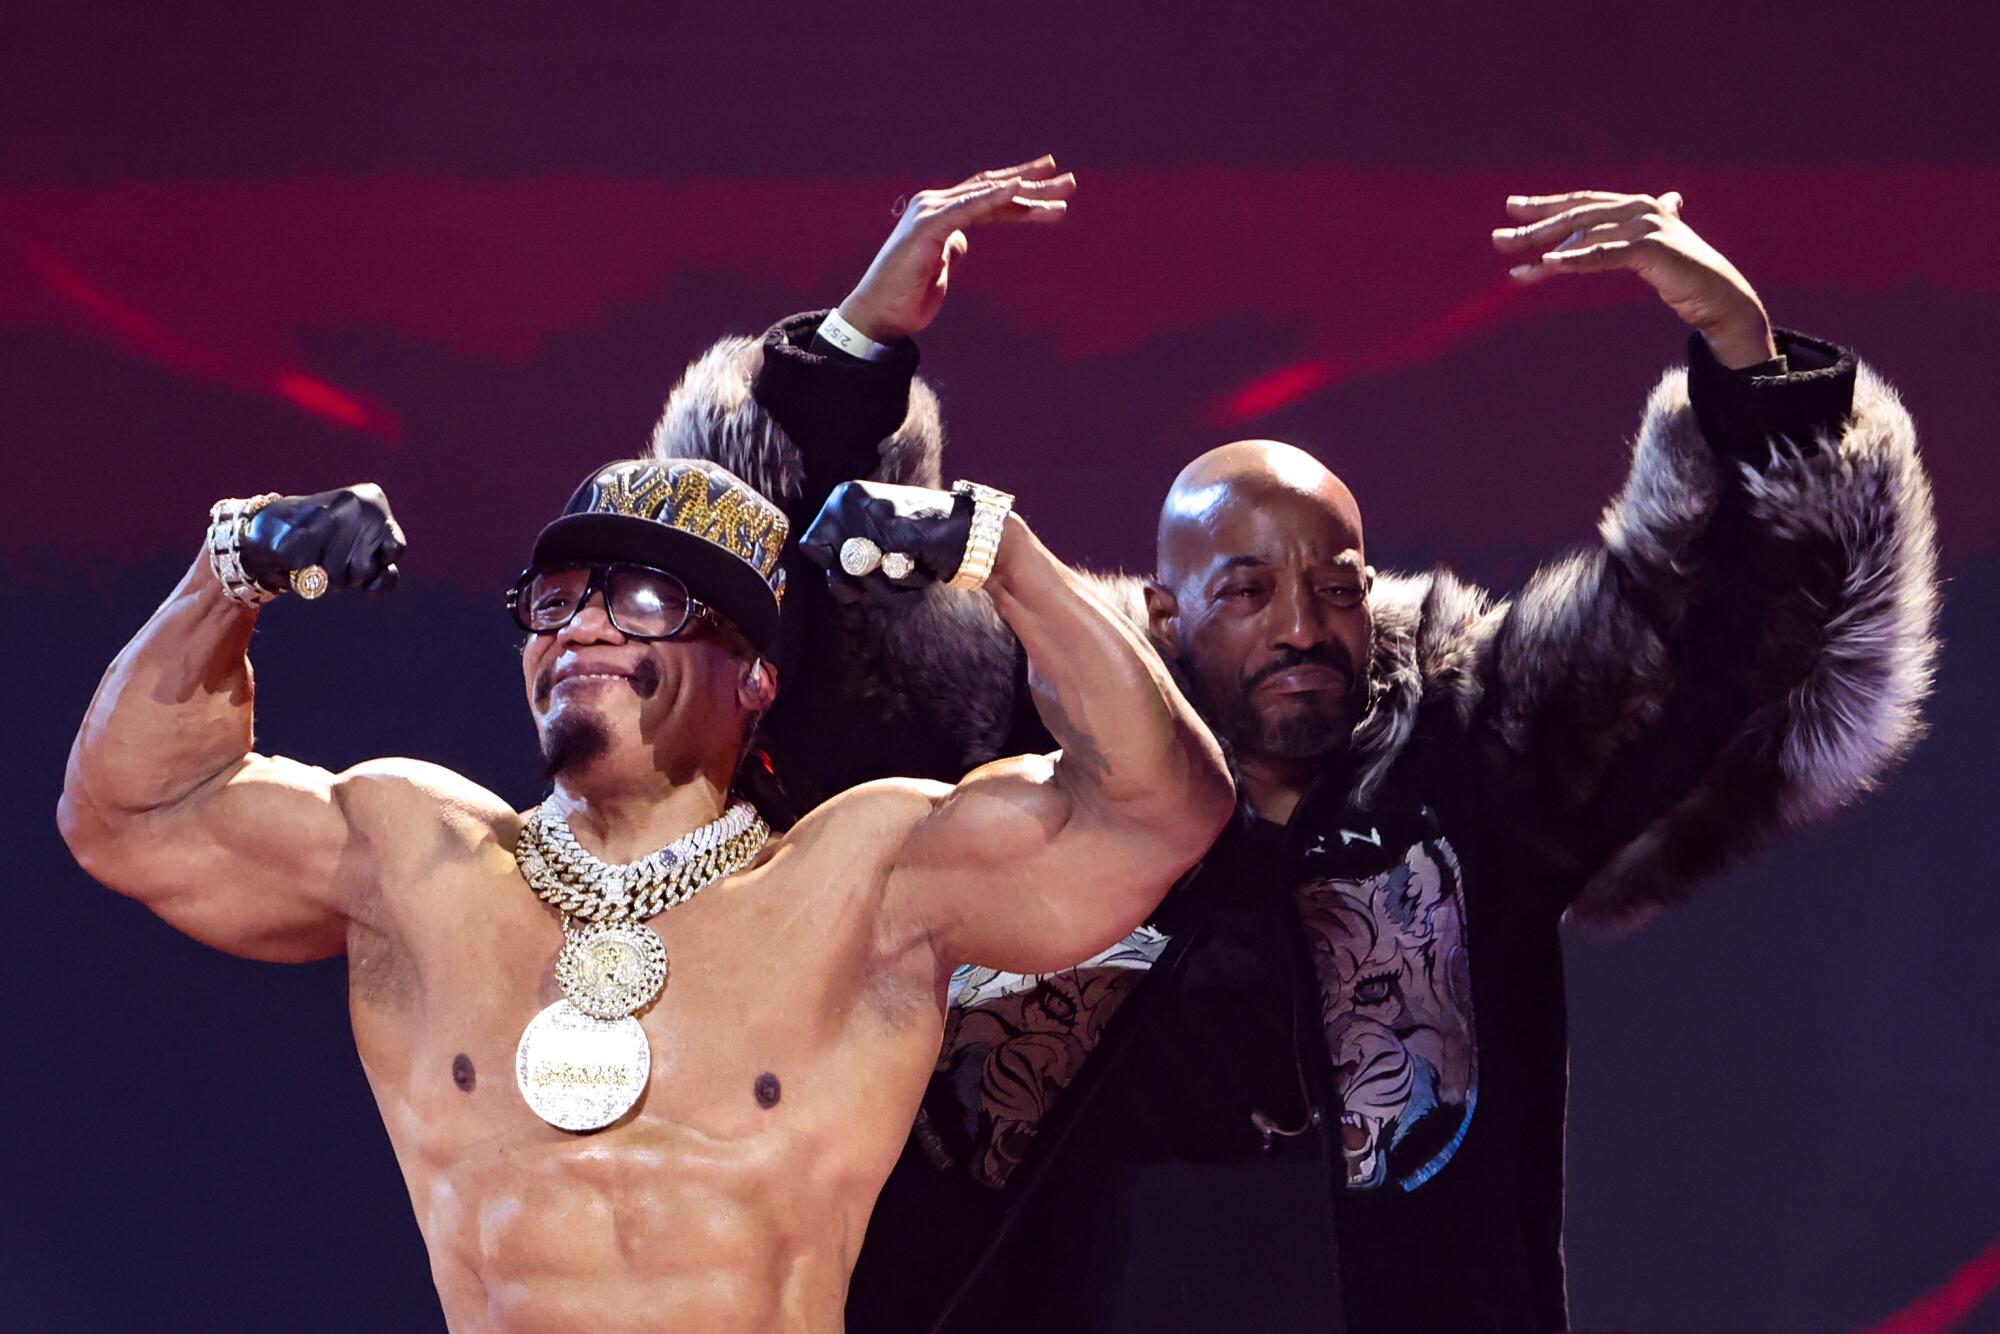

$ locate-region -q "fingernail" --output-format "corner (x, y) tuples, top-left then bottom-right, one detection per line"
(1508, 264), (1538, 280)
(1491, 226), (1516, 238)
(1506, 195), (1527, 206)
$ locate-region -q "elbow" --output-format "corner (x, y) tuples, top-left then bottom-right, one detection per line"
(56, 785), (110, 882)
(56, 782), (144, 900)
(1143, 735), (1237, 867)
(1189, 756), (1239, 851)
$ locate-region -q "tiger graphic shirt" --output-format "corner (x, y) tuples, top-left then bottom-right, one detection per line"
(1294, 831), (1477, 1192)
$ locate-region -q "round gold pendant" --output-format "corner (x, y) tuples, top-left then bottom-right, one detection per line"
(555, 920), (669, 1019)
(515, 1001), (650, 1132)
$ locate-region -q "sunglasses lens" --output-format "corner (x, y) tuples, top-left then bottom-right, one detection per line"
(519, 567), (591, 631)
(607, 567), (690, 638)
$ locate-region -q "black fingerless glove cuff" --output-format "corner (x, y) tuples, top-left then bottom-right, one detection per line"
(751, 311), (921, 505)
(1686, 328), (1856, 468)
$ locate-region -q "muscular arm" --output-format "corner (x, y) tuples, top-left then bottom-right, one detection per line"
(879, 515), (1234, 975)
(56, 489), (460, 961)
(57, 556), (363, 960)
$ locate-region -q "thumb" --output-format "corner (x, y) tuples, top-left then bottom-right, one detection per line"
(936, 230), (968, 288)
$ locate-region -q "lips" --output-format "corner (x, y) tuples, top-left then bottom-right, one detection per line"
(553, 669), (632, 687)
(547, 657), (638, 691)
(1258, 664), (1346, 695)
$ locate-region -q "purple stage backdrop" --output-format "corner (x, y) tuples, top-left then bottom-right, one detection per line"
(5, 6), (1996, 1331)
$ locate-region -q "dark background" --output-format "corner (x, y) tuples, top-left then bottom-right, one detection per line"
(4, 5), (1996, 1331)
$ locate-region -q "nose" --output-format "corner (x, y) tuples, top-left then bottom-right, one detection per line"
(1267, 575), (1334, 652)
(554, 587), (627, 647)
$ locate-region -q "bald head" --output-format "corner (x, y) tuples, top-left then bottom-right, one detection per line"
(1146, 439), (1373, 787)
(1157, 440), (1364, 589)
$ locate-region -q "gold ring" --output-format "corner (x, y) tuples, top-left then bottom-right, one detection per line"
(290, 564), (330, 600)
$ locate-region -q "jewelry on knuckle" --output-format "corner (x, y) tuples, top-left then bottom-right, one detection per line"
(839, 536), (884, 577)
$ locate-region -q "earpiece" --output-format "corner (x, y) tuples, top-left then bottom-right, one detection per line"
(746, 658), (766, 689)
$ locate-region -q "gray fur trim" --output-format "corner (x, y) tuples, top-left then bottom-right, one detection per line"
(1567, 361), (1938, 930)
(983, 361), (1931, 937)
(1349, 571), (1490, 806)
(1596, 367), (1722, 571)
(650, 336), (806, 508)
(1738, 366), (1939, 826)
(882, 378), (946, 488)
(648, 334), (946, 501)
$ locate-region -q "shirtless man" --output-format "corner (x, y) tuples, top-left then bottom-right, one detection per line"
(56, 450), (1232, 1330)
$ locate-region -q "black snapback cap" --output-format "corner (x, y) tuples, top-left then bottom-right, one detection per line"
(528, 458), (788, 656)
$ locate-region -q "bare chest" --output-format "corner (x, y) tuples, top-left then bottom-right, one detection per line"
(345, 848), (941, 1203)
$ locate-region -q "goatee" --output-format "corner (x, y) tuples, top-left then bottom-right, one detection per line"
(540, 711), (613, 780)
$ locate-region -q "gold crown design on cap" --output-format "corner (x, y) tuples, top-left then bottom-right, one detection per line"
(576, 460), (788, 604)
(530, 458), (792, 658)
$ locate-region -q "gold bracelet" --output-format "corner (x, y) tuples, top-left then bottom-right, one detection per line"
(946, 481), (1014, 592)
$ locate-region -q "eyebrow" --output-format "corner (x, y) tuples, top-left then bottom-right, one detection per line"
(1213, 552), (1364, 574)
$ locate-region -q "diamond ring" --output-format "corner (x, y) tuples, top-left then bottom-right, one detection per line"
(290, 564), (331, 599)
(839, 536), (883, 577)
(879, 551), (917, 581)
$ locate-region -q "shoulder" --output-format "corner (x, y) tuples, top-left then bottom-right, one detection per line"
(787, 776), (951, 852)
(331, 757), (518, 854)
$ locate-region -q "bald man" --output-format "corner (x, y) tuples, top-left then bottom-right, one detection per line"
(1146, 441), (1374, 827)
(661, 178), (1936, 1332)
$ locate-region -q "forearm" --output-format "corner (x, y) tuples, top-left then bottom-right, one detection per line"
(1687, 328), (1854, 467)
(749, 312), (922, 517)
(984, 516), (1230, 827)
(63, 553), (260, 826)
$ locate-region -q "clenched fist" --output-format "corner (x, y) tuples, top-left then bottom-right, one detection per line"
(241, 484), (406, 595)
(799, 481), (974, 605)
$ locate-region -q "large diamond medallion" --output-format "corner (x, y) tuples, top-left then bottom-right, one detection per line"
(515, 1001), (651, 1132)
(556, 920), (668, 1019)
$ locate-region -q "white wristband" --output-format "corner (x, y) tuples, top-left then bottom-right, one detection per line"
(817, 308), (895, 363)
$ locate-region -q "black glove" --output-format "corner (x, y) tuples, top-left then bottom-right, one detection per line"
(240, 484), (406, 595)
(799, 481), (973, 605)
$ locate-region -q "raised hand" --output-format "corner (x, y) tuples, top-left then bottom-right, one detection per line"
(797, 481), (973, 605)
(834, 155), (1077, 345)
(240, 483), (406, 596)
(1492, 189), (1778, 368)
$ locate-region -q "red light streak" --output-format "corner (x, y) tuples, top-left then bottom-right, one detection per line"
(19, 243), (400, 441)
(1854, 1235), (2000, 1334)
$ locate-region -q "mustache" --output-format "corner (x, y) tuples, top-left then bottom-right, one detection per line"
(534, 656), (663, 703)
(1243, 642), (1354, 692)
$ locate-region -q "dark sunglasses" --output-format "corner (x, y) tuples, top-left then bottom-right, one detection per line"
(505, 562), (721, 641)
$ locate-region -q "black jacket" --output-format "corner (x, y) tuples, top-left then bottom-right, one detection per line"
(652, 312), (1936, 1332)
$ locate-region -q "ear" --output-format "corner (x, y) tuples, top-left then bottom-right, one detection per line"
(1143, 579), (1182, 659)
(738, 656), (779, 712)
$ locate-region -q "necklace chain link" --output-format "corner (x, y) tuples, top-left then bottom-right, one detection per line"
(515, 799), (769, 922)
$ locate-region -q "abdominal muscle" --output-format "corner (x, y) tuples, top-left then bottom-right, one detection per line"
(347, 795), (945, 1332)
(408, 1104), (863, 1334)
